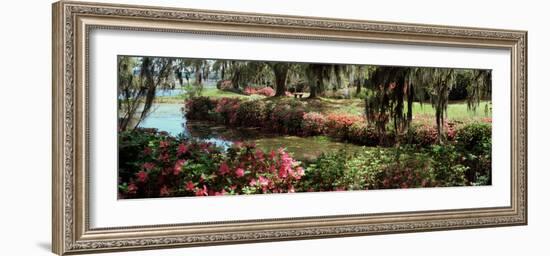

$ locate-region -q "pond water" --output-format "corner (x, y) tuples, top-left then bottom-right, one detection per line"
(154, 89), (184, 97)
(138, 103), (365, 161)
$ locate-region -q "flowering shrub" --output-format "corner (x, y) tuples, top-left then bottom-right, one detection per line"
(184, 97), (476, 149)
(257, 87), (276, 96)
(235, 100), (268, 126)
(214, 97), (241, 125)
(118, 129), (304, 198)
(299, 146), (470, 192)
(302, 112), (327, 136)
(347, 122), (380, 146)
(184, 96), (217, 120)
(407, 122), (458, 146)
(411, 124), (439, 146)
(216, 80), (233, 90)
(243, 87), (257, 95)
(119, 128), (490, 199)
(325, 113), (364, 140)
(244, 86), (276, 97)
(269, 100), (306, 134)
(455, 122), (492, 184)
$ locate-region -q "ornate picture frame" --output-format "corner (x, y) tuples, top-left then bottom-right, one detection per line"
(52, 1), (527, 255)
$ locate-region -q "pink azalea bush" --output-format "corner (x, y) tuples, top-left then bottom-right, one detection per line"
(269, 100), (306, 134)
(244, 86), (276, 97)
(235, 100), (268, 126)
(325, 113), (365, 139)
(118, 129), (304, 199)
(302, 112), (327, 136)
(215, 97), (241, 125)
(185, 97), (466, 147)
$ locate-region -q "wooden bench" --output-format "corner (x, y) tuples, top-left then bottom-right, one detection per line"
(293, 92), (305, 98)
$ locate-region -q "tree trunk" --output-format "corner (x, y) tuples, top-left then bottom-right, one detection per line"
(309, 81), (318, 98)
(273, 64), (289, 97)
(196, 68), (202, 85)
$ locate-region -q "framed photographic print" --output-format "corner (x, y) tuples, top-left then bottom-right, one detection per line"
(52, 1), (527, 255)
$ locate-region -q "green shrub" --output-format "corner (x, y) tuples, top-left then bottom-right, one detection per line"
(235, 100), (268, 126)
(301, 150), (349, 191)
(455, 122), (492, 185)
(118, 129), (304, 198)
(184, 96), (216, 120)
(427, 144), (467, 186)
(269, 100), (306, 134)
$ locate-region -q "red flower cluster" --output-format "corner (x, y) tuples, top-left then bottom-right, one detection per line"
(185, 97), (466, 147)
(118, 130), (304, 199)
(325, 113), (365, 139)
(215, 98), (241, 125)
(244, 86), (276, 97)
(302, 112), (326, 136)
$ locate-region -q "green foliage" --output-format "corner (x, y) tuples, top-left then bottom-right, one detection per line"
(118, 129), (305, 198)
(302, 150), (349, 191)
(299, 145), (475, 191)
(235, 100), (268, 126)
(427, 144), (467, 186)
(455, 122), (492, 184)
(184, 96), (217, 120)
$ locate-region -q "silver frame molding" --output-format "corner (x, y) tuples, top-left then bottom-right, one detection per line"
(52, 1), (527, 255)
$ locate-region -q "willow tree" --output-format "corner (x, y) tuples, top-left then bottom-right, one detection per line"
(269, 62), (292, 96)
(117, 56), (174, 131)
(411, 68), (491, 142)
(183, 59), (207, 86)
(465, 69), (492, 111)
(212, 60), (230, 80)
(411, 68), (456, 142)
(226, 61), (271, 90)
(304, 64), (348, 98)
(365, 66), (413, 145)
(118, 56), (141, 131)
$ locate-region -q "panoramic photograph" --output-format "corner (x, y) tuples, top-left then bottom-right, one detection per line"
(117, 55), (492, 199)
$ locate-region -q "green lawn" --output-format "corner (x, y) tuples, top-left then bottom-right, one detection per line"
(200, 88), (265, 99)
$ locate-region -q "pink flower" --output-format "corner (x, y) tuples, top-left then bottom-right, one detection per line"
(255, 149), (264, 160)
(249, 179), (257, 186)
(218, 162), (230, 175)
(173, 159), (186, 175)
(235, 168), (245, 178)
(158, 153), (170, 162)
(288, 186), (295, 193)
(185, 181), (195, 191)
(159, 140), (170, 148)
(214, 190), (226, 196)
(127, 183), (138, 194)
(383, 179), (390, 187)
(200, 143), (209, 150)
(233, 141), (243, 149)
(142, 162), (155, 171)
(136, 171), (148, 183)
(278, 166), (288, 178)
(160, 185), (170, 196)
(195, 185), (208, 196)
(258, 176), (269, 187)
(143, 147), (152, 156)
(294, 167), (305, 179)
(177, 144), (188, 155)
(421, 179), (429, 187)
